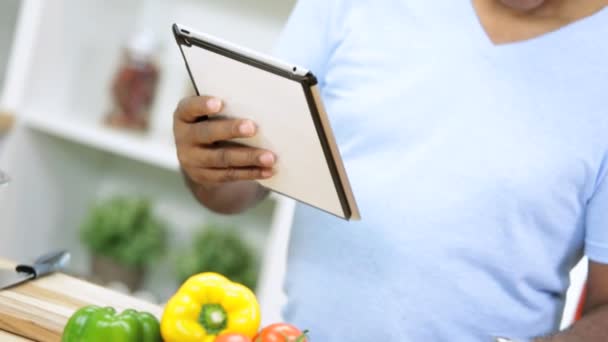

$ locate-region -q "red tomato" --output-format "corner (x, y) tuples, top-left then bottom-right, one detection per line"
(253, 323), (308, 342)
(215, 333), (252, 342)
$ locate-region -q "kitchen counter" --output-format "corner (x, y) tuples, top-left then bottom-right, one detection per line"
(0, 329), (31, 341)
(0, 258), (163, 341)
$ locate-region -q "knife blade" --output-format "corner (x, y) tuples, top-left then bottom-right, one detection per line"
(0, 250), (71, 290)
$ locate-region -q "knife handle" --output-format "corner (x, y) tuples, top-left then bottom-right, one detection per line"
(16, 250), (71, 278)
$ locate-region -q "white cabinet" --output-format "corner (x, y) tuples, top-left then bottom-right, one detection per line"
(0, 0), (296, 325)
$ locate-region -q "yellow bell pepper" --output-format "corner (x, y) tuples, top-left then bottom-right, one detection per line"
(161, 272), (260, 342)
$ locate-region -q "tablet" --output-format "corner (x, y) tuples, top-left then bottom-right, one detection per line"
(173, 23), (360, 220)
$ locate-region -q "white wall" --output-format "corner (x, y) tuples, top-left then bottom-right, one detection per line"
(0, 1), (297, 321)
(0, 0), (20, 88)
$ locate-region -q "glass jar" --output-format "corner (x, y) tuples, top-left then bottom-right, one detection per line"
(105, 30), (159, 131)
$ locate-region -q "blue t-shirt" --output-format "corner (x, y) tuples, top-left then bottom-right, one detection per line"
(273, 1), (608, 340)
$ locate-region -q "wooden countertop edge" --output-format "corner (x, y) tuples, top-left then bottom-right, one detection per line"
(0, 257), (164, 341)
(0, 329), (32, 342)
(0, 112), (15, 134)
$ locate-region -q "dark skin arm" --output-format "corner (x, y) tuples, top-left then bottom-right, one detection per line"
(537, 261), (608, 342)
(174, 96), (276, 214)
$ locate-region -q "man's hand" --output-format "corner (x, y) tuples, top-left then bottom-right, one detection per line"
(536, 260), (608, 342)
(174, 95), (276, 214)
(175, 95), (276, 183)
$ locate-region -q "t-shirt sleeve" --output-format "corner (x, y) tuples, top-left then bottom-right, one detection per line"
(272, 0), (336, 83)
(585, 163), (608, 264)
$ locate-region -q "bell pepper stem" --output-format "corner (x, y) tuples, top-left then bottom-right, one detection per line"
(295, 330), (309, 342)
(198, 303), (228, 335)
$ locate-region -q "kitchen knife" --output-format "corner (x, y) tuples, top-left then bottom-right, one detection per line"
(0, 250), (71, 290)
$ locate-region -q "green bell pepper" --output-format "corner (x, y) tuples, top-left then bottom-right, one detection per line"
(62, 305), (161, 342)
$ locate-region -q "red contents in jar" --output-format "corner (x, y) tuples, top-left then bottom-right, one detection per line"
(106, 31), (159, 131)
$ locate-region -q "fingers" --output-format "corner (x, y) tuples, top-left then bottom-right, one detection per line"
(174, 95), (278, 184)
(190, 167), (275, 183)
(175, 96), (223, 123)
(190, 118), (257, 145)
(189, 146), (276, 168)
(175, 95), (258, 145)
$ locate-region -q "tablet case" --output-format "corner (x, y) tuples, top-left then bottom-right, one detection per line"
(173, 24), (360, 220)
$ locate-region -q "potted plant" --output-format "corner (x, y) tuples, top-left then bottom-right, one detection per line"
(80, 195), (167, 291)
(175, 223), (259, 290)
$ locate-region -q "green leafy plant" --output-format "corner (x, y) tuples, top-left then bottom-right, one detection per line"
(175, 224), (259, 290)
(80, 196), (167, 269)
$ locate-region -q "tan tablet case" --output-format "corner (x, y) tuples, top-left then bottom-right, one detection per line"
(174, 24), (360, 220)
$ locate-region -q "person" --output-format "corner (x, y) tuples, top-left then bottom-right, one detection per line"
(173, 0), (608, 340)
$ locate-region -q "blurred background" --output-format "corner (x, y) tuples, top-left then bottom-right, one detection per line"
(0, 0), (590, 329)
(0, 0), (297, 325)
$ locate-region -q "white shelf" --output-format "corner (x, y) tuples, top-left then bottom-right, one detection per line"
(22, 111), (288, 204)
(256, 195), (295, 325)
(23, 113), (180, 172)
(2, 0), (296, 320)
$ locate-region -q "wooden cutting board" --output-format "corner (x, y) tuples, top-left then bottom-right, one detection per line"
(0, 111), (15, 134)
(0, 258), (163, 342)
(0, 330), (32, 341)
